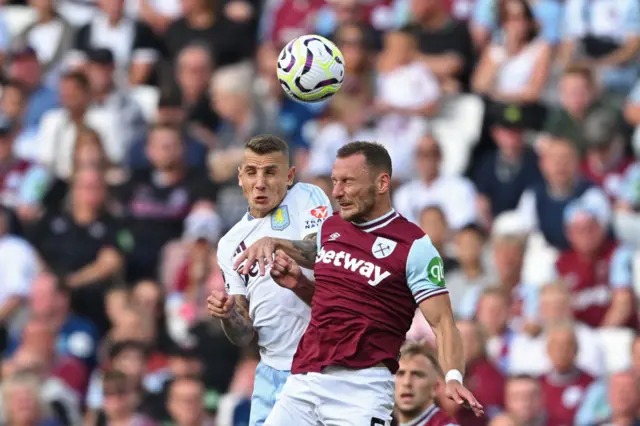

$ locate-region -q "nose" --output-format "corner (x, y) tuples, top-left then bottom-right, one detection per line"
(255, 175), (267, 190)
(332, 182), (343, 199)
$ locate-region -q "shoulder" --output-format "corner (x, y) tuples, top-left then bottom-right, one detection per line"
(289, 182), (327, 203)
(218, 224), (245, 258)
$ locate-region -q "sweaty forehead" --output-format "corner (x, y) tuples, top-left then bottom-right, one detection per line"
(242, 150), (288, 168)
(332, 154), (370, 177)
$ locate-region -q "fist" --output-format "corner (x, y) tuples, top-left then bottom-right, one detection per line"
(207, 291), (235, 319)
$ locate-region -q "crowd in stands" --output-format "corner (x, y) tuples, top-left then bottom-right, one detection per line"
(0, 0), (639, 424)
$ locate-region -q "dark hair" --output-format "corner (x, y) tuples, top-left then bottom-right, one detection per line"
(61, 71), (91, 91)
(150, 122), (183, 138)
(170, 375), (204, 392)
(563, 64), (596, 87)
(103, 369), (128, 388)
(245, 135), (289, 158)
(507, 373), (540, 386)
(109, 340), (150, 361)
(498, 0), (539, 41)
(419, 205), (447, 223)
(336, 141), (392, 177)
(458, 223), (488, 240)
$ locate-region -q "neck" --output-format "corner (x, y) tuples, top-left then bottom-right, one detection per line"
(156, 167), (184, 186)
(420, 9), (448, 30)
(69, 107), (87, 123)
(177, 415), (204, 426)
(107, 14), (122, 27)
(39, 9), (55, 22)
(422, 173), (438, 185)
(108, 414), (133, 426)
(187, 9), (214, 27)
(500, 274), (520, 290)
(398, 403), (435, 425)
(359, 201), (394, 224)
(72, 206), (98, 224)
(462, 262), (483, 278)
(183, 90), (201, 106)
(549, 180), (575, 198)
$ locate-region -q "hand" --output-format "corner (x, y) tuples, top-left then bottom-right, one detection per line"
(233, 237), (277, 276)
(270, 250), (302, 290)
(446, 381), (484, 417)
(207, 291), (235, 319)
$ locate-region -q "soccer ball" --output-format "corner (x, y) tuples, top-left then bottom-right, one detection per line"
(277, 35), (345, 103)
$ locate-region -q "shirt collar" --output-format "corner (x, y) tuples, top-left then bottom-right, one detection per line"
(399, 404), (439, 426)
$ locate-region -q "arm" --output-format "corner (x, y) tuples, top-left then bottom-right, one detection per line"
(602, 246), (635, 326)
(594, 36), (640, 67)
(221, 295), (256, 347)
(624, 84), (640, 125)
(421, 53), (465, 80)
(471, 48), (499, 95)
(495, 43), (553, 103)
(602, 289), (633, 326)
(67, 247), (123, 288)
(419, 294), (465, 376)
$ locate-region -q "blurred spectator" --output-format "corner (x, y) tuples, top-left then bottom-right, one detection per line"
(407, 0), (474, 93)
(447, 224), (492, 316)
(504, 375), (547, 425)
(174, 43), (219, 137)
(12, 0), (74, 88)
(541, 66), (616, 155)
(127, 92), (209, 171)
(126, 0), (183, 34)
(261, 0), (324, 47)
(375, 28), (440, 182)
(5, 273), (99, 372)
(470, 0), (563, 48)
(516, 136), (609, 249)
(472, 0), (552, 109)
(475, 106), (543, 224)
(1, 80), (41, 168)
(393, 134), (478, 229)
(86, 48), (148, 154)
(69, 0), (161, 86)
(626, 81), (640, 144)
(93, 370), (156, 426)
(114, 123), (218, 282)
(37, 72), (121, 179)
(606, 371), (640, 425)
(333, 23), (375, 108)
(540, 321), (595, 426)
(417, 206), (458, 272)
(164, 0), (257, 67)
(456, 319), (505, 424)
(474, 289), (514, 370)
(580, 109), (633, 201)
(0, 207), (38, 353)
(0, 371), (62, 426)
(29, 169), (126, 334)
(394, 341), (459, 425)
(559, 0), (640, 94)
(56, 0), (98, 27)
(487, 413), (518, 426)
(166, 376), (213, 426)
(555, 197), (635, 328)
(1, 346), (81, 426)
(6, 47), (59, 151)
(315, 0), (389, 44)
(508, 282), (605, 378)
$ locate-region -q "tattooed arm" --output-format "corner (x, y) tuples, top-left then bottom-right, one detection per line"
(221, 295), (255, 347)
(234, 233), (319, 274)
(275, 233), (318, 269)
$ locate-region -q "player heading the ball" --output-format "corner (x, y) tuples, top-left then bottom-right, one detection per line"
(235, 141), (483, 426)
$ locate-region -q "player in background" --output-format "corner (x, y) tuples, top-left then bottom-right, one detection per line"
(235, 142), (482, 426)
(395, 341), (459, 426)
(206, 135), (332, 426)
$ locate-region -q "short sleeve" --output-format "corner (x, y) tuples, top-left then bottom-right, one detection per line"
(609, 246), (634, 288)
(218, 251), (247, 296)
(405, 235), (450, 304)
(294, 184), (333, 240)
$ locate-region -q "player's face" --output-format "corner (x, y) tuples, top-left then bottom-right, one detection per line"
(239, 150), (294, 218)
(395, 355), (437, 416)
(331, 154), (378, 222)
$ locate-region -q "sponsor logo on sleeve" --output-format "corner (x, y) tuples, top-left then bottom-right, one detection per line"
(427, 257), (446, 287)
(271, 205), (290, 230)
(310, 206), (328, 219)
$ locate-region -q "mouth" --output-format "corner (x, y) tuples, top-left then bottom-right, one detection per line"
(399, 392), (414, 402)
(253, 195), (269, 204)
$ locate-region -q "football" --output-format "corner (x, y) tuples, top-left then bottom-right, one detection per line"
(277, 35), (345, 103)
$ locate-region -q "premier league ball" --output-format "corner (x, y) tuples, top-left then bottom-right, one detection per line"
(277, 35), (345, 103)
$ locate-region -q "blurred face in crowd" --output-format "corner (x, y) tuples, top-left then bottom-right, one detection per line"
(492, 126), (524, 162)
(4, 383), (40, 425)
(476, 293), (509, 337)
(560, 73), (594, 118)
(11, 348), (49, 379)
(454, 227), (484, 267)
(60, 77), (90, 113)
(181, 0), (211, 16)
(72, 169), (106, 212)
(331, 153), (389, 222)
(539, 285), (572, 323)
(1, 85), (27, 120)
(609, 372), (640, 418)
(492, 237), (524, 285)
(177, 47), (213, 100)
(211, 78), (251, 123)
(157, 105), (186, 126)
(336, 24), (367, 73)
(103, 380), (134, 420)
(113, 348), (146, 383)
(586, 141), (620, 175)
(9, 55), (41, 90)
(30, 273), (67, 320)
(489, 414), (518, 426)
(168, 354), (203, 377)
(419, 207), (447, 249)
(87, 61), (114, 95)
(22, 320), (55, 357)
(414, 136), (441, 182)
(456, 320), (483, 363)
(147, 127), (184, 171)
(541, 140), (579, 190)
(411, 0), (440, 22)
(99, 0), (124, 21)
(506, 377), (542, 424)
(383, 31), (417, 67)
(132, 280), (162, 315)
(239, 148), (294, 218)
(332, 0), (362, 26)
(73, 132), (106, 173)
(112, 310), (155, 343)
(501, 0), (532, 43)
(546, 326), (578, 373)
(566, 214), (606, 255)
(168, 379), (205, 426)
(395, 353), (438, 419)
(0, 129), (14, 162)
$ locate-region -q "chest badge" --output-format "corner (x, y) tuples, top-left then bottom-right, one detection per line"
(271, 205), (290, 231)
(372, 237), (397, 259)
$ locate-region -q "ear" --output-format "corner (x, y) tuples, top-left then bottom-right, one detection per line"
(377, 172), (391, 194)
(287, 166), (296, 186)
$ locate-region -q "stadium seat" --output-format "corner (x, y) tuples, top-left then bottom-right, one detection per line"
(131, 85), (159, 122)
(596, 327), (634, 374)
(3, 6), (37, 39)
(521, 232), (559, 288)
(431, 94), (484, 176)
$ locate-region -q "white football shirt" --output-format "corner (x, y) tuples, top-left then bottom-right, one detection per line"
(217, 183), (332, 370)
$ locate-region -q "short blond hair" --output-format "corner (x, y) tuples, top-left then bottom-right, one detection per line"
(1, 371), (48, 421)
(399, 341), (443, 378)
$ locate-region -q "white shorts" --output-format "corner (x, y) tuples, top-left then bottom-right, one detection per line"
(264, 366), (394, 426)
